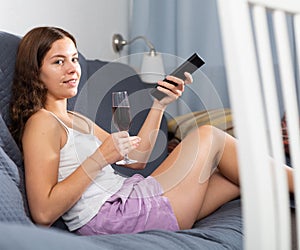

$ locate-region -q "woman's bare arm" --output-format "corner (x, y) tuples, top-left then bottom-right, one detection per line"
(22, 110), (125, 226)
(127, 73), (192, 169)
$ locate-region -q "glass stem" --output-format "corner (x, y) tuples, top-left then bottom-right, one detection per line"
(124, 154), (129, 162)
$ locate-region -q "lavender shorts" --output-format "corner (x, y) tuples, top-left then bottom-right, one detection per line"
(76, 174), (179, 235)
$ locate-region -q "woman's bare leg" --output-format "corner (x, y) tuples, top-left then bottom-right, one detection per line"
(151, 125), (240, 229)
(196, 171), (240, 220)
(152, 125), (294, 229)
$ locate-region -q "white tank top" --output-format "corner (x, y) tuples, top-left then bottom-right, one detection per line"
(50, 111), (126, 231)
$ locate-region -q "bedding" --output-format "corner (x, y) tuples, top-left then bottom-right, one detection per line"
(88, 199), (243, 250)
(0, 199), (243, 250)
(0, 115), (31, 222)
(167, 108), (234, 153)
(0, 147), (32, 225)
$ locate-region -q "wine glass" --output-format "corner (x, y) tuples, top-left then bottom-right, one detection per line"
(112, 91), (137, 165)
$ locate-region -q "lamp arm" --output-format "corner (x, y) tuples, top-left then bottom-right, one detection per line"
(127, 35), (156, 52)
(112, 33), (157, 54)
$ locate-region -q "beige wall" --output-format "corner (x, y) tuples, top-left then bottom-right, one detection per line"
(0, 0), (130, 60)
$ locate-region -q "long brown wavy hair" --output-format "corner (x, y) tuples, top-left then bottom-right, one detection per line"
(10, 26), (77, 150)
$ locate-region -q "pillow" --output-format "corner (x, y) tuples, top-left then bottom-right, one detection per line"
(0, 146), (32, 225)
(0, 31), (20, 125)
(0, 114), (31, 223)
(167, 109), (234, 153)
(0, 114), (23, 169)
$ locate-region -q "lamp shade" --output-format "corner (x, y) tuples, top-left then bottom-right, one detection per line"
(140, 52), (165, 83)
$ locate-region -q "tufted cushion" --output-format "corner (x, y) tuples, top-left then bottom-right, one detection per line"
(0, 154), (32, 225)
(0, 138), (32, 224)
(0, 32), (20, 125)
(0, 115), (31, 222)
(0, 113), (23, 168)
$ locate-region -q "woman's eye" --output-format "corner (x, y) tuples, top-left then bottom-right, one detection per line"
(72, 57), (79, 63)
(55, 59), (64, 65)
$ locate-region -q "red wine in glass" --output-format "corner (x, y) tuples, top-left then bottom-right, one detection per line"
(112, 106), (131, 131)
(112, 91), (137, 165)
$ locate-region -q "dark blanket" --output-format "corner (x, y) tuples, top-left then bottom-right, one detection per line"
(88, 199), (243, 250)
(0, 199), (243, 250)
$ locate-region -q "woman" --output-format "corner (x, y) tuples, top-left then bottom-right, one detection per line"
(10, 26), (294, 235)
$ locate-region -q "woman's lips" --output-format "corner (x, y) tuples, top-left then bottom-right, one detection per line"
(63, 79), (77, 87)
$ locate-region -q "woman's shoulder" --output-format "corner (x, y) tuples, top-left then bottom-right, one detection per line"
(24, 109), (61, 132)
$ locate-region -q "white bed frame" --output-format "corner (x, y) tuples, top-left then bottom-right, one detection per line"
(217, 0), (300, 249)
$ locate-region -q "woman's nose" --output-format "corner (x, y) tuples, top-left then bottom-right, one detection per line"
(66, 61), (77, 73)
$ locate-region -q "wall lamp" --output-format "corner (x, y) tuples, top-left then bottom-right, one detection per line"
(112, 33), (165, 83)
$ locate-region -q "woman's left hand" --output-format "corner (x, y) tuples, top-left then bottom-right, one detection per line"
(155, 72), (193, 106)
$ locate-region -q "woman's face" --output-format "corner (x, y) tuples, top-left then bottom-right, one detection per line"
(39, 37), (81, 101)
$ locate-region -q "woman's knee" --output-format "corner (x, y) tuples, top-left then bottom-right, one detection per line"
(196, 125), (227, 145)
(185, 125), (217, 145)
(197, 124), (215, 135)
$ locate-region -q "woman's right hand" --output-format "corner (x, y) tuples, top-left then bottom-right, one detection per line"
(97, 131), (141, 165)
(155, 72), (193, 107)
